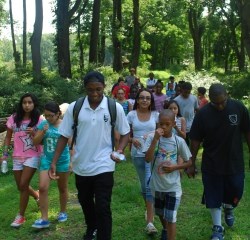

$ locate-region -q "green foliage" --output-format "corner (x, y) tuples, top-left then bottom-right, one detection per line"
(0, 69), (83, 116)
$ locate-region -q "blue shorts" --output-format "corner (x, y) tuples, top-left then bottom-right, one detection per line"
(202, 172), (244, 208)
(39, 156), (70, 172)
(154, 191), (181, 223)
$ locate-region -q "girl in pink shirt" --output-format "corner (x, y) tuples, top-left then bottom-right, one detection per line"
(2, 93), (43, 227)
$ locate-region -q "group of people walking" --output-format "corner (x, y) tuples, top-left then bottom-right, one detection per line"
(0, 70), (249, 240)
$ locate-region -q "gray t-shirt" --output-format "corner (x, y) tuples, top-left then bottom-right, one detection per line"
(142, 134), (191, 197)
(174, 94), (199, 132)
(125, 75), (136, 87)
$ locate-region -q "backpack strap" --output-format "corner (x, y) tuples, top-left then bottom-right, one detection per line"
(70, 97), (85, 150)
(107, 97), (117, 150)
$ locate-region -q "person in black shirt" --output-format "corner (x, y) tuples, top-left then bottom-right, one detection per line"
(187, 83), (250, 240)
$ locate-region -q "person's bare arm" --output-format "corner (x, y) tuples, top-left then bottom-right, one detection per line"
(186, 139), (201, 178)
(33, 124), (49, 145)
(245, 131), (250, 169)
(145, 128), (162, 163)
(48, 135), (69, 179)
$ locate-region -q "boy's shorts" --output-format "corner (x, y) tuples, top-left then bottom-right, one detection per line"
(154, 191), (181, 223)
(13, 157), (39, 170)
(39, 156), (70, 173)
(202, 172), (244, 208)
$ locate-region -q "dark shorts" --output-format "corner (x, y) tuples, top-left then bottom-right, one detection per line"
(154, 191), (181, 223)
(202, 172), (245, 208)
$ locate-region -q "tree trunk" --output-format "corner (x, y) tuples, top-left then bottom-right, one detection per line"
(188, 8), (203, 71)
(89, 0), (101, 63)
(77, 16), (84, 77)
(112, 0), (123, 72)
(30, 0), (43, 82)
(131, 0), (140, 69)
(99, 25), (106, 65)
(9, 0), (21, 70)
(236, 0), (250, 60)
(23, 0), (27, 68)
(56, 0), (71, 78)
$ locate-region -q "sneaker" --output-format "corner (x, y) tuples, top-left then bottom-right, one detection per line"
(32, 219), (50, 229)
(211, 225), (224, 240)
(83, 229), (97, 240)
(161, 229), (168, 240)
(57, 212), (68, 222)
(224, 207), (234, 227)
(10, 214), (26, 227)
(145, 222), (158, 235)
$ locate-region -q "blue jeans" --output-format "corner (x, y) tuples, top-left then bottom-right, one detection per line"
(132, 156), (153, 202)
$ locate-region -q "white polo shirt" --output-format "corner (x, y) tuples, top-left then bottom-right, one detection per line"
(59, 96), (130, 176)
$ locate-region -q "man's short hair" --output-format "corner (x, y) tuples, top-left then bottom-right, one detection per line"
(83, 71), (105, 86)
(209, 83), (227, 97)
(182, 82), (192, 90)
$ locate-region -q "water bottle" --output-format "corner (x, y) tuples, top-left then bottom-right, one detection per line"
(112, 151), (126, 161)
(1, 160), (8, 174)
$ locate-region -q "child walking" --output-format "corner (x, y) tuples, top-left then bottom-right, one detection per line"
(143, 109), (192, 240)
(2, 93), (43, 227)
(153, 80), (168, 112)
(164, 100), (186, 139)
(32, 101), (71, 229)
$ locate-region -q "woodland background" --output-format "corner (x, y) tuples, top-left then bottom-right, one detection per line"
(0, 0), (249, 115)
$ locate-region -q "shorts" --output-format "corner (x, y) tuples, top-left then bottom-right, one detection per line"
(13, 157), (39, 170)
(39, 156), (70, 173)
(154, 191), (181, 223)
(202, 172), (244, 208)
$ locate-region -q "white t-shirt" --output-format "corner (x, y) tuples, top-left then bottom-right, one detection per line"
(142, 134), (191, 197)
(127, 110), (159, 157)
(146, 78), (157, 88)
(174, 94), (199, 132)
(59, 96), (130, 176)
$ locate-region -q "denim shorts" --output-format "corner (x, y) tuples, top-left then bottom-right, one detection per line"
(154, 191), (181, 223)
(13, 157), (39, 170)
(202, 172), (244, 208)
(132, 156), (153, 202)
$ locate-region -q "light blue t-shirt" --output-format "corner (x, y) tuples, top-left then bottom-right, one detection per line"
(38, 120), (70, 165)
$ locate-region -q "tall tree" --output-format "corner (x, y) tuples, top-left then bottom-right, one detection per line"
(89, 0), (101, 63)
(236, 0), (250, 60)
(55, 0), (88, 78)
(9, 0), (21, 70)
(30, 0), (43, 81)
(131, 0), (140, 69)
(112, 0), (123, 72)
(187, 1), (205, 71)
(23, 0), (27, 68)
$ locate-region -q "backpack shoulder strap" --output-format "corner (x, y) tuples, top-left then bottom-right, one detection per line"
(70, 97), (85, 150)
(107, 97), (117, 150)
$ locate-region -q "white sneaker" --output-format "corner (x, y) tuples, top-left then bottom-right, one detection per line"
(145, 222), (158, 235)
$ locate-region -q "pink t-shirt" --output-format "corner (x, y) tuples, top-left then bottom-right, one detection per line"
(6, 115), (43, 158)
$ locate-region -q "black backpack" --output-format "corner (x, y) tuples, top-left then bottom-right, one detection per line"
(70, 96), (117, 150)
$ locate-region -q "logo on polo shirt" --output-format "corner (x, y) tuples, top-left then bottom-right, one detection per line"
(104, 113), (109, 122)
(229, 114), (238, 125)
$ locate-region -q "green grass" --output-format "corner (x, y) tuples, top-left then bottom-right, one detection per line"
(0, 147), (250, 240)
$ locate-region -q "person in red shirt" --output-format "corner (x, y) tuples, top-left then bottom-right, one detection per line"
(112, 77), (130, 99)
(197, 87), (209, 109)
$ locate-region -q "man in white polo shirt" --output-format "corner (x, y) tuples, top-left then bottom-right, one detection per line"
(49, 71), (130, 240)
